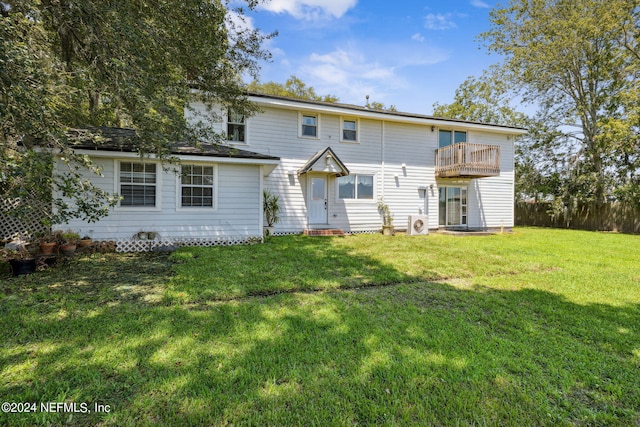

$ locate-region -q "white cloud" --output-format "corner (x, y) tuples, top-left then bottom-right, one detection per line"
(412, 33), (425, 42)
(299, 42), (448, 106)
(424, 13), (457, 30)
(470, 0), (490, 8)
(262, 0), (358, 20)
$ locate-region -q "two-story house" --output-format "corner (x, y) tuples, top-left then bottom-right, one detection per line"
(56, 93), (526, 245)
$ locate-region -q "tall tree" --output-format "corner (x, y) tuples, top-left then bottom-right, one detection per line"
(1, 0), (273, 226)
(480, 0), (638, 206)
(247, 75), (339, 102)
(431, 70), (558, 203)
(433, 66), (527, 127)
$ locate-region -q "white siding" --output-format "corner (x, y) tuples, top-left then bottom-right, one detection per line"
(382, 122), (438, 229)
(467, 131), (515, 228)
(54, 157), (263, 239)
(187, 100), (518, 232)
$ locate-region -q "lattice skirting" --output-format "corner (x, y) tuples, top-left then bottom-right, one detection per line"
(271, 231), (303, 237)
(347, 229), (380, 235)
(271, 229), (379, 236)
(114, 236), (263, 253)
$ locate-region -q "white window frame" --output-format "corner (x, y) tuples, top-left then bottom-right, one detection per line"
(299, 112), (320, 139)
(176, 163), (218, 212)
(335, 173), (376, 202)
(114, 160), (162, 212)
(340, 117), (359, 143)
(227, 108), (247, 144)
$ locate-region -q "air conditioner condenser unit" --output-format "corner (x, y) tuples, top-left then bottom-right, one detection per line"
(407, 215), (429, 235)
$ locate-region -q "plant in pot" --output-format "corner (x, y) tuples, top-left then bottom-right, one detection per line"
(59, 231), (80, 255)
(263, 189), (281, 237)
(377, 199), (394, 236)
(38, 230), (61, 255)
(78, 235), (93, 248)
(1, 247), (37, 276)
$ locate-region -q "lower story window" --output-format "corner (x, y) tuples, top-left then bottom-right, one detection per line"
(120, 162), (156, 207)
(181, 165), (214, 207)
(338, 174), (374, 199)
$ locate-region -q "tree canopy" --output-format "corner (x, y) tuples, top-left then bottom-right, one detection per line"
(1, 0), (272, 226)
(248, 75), (397, 111)
(430, 0), (640, 210)
(247, 75), (339, 102)
(467, 0), (640, 209)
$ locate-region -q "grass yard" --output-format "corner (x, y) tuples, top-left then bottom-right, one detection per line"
(1, 227), (639, 425)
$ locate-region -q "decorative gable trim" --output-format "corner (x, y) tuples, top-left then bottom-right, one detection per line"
(298, 147), (349, 177)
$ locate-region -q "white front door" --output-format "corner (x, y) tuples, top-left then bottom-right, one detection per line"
(309, 176), (328, 224)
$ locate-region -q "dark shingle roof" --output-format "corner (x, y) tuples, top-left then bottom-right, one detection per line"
(69, 127), (280, 161)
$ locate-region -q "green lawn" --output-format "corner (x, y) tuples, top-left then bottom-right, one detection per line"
(1, 228), (639, 425)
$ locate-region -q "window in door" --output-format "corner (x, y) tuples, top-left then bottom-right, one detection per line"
(438, 186), (468, 226)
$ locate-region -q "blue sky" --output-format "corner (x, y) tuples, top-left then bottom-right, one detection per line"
(240, 0), (502, 115)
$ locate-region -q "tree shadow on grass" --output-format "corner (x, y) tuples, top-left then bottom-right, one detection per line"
(167, 235), (447, 302)
(0, 249), (639, 425)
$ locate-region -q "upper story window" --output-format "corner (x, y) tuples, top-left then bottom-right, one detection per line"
(227, 109), (245, 142)
(337, 174), (374, 200)
(301, 114), (318, 138)
(119, 162), (157, 207)
(342, 119), (358, 142)
(180, 165), (214, 208)
(438, 129), (467, 148)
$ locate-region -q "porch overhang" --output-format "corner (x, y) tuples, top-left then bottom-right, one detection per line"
(297, 147), (349, 177)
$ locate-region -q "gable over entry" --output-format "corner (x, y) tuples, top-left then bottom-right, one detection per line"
(298, 147), (349, 227)
(297, 147), (349, 177)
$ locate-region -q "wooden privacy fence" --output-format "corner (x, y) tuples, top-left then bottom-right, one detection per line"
(516, 202), (640, 233)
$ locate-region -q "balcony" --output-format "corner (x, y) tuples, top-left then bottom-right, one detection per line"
(435, 142), (500, 178)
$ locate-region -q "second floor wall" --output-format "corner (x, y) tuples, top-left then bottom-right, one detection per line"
(186, 96), (519, 175)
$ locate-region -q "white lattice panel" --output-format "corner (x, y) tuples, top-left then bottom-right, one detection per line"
(272, 231), (303, 236)
(0, 198), (50, 241)
(114, 236), (263, 253)
(349, 229), (379, 235)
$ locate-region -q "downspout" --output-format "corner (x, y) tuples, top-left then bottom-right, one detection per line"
(381, 121), (386, 199)
(259, 165), (264, 242)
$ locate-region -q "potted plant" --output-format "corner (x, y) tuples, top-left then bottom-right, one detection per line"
(59, 231), (80, 254)
(377, 199), (394, 236)
(38, 231), (61, 255)
(78, 235), (93, 248)
(2, 247), (37, 276)
(263, 189), (281, 237)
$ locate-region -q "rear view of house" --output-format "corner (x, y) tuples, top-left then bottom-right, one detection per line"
(189, 93), (527, 235)
(56, 93), (526, 244)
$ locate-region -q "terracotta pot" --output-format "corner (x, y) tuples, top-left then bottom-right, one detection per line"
(40, 242), (57, 254)
(78, 239), (92, 247)
(382, 225), (395, 236)
(60, 244), (77, 255)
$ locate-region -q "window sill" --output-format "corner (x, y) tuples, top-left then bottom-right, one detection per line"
(114, 206), (162, 212)
(176, 206), (218, 213)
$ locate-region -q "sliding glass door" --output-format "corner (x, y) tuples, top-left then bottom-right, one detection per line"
(438, 186), (468, 227)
